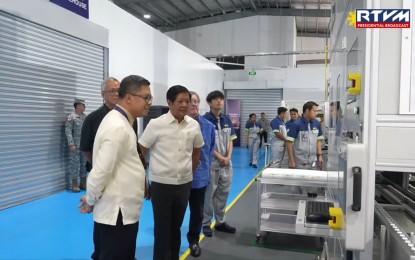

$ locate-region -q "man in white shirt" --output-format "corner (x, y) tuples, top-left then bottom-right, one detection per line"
(139, 85), (204, 260)
(79, 75), (152, 260)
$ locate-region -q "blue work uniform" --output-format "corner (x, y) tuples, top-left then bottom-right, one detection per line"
(269, 116), (287, 167)
(245, 120), (263, 165)
(202, 111), (237, 226)
(286, 116), (324, 169)
(285, 119), (297, 131)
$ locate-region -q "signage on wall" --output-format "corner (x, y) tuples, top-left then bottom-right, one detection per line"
(50, 0), (89, 19)
(347, 9), (410, 28)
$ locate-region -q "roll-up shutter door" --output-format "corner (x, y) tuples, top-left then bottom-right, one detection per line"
(0, 11), (105, 210)
(226, 89), (283, 147)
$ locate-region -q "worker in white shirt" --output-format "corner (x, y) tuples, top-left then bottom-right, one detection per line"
(79, 75), (152, 260)
(139, 85), (204, 260)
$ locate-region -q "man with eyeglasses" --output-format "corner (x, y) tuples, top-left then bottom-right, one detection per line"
(79, 75), (151, 260)
(80, 77), (139, 172)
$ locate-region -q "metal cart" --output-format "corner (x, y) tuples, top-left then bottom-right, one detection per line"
(256, 168), (344, 243)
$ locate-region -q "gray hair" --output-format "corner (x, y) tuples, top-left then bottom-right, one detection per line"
(100, 77), (119, 92)
(189, 91), (200, 102)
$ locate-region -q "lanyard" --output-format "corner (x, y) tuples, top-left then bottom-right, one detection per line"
(114, 106), (147, 170)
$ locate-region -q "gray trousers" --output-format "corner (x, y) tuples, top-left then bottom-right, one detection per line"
(69, 149), (87, 180)
(270, 141), (286, 168)
(203, 167), (233, 226)
(248, 137), (260, 165)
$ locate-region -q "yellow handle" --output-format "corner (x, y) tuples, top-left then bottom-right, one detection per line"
(348, 73), (362, 95)
(329, 207), (344, 230)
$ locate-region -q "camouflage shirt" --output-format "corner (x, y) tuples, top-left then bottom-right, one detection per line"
(65, 112), (86, 146)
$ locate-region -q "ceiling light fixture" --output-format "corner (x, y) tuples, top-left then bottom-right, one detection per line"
(143, 14), (151, 19)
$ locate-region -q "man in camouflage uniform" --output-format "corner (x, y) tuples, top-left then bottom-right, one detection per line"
(65, 98), (87, 192)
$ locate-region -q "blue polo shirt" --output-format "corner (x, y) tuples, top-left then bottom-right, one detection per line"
(270, 116), (286, 143)
(193, 115), (215, 189)
(285, 119), (298, 132)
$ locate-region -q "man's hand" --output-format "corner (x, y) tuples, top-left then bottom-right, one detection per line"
(318, 155), (324, 169)
(70, 145), (77, 152)
(219, 156), (231, 167)
(289, 160), (296, 169)
(79, 196), (93, 214)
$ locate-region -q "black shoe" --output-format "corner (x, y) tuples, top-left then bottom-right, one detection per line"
(249, 162), (252, 166)
(253, 164), (257, 168)
(203, 225), (212, 237)
(190, 243), (201, 257)
(215, 222), (236, 233)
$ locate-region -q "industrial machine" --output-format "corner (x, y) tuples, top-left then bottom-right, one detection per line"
(258, 0), (415, 259)
(326, 0), (415, 259)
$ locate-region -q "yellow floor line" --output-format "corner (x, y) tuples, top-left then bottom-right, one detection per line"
(179, 167), (265, 260)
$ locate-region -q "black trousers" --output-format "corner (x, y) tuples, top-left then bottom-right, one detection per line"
(151, 181), (192, 260)
(259, 131), (267, 146)
(92, 210), (138, 260)
(187, 186), (207, 245)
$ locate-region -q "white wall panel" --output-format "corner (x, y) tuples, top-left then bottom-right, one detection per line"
(233, 16), (260, 54)
(224, 67), (324, 102)
(195, 24), (219, 56)
(166, 16), (295, 58)
(296, 37), (327, 61)
(245, 55), (292, 68)
(218, 21), (233, 55)
(89, 0), (224, 114)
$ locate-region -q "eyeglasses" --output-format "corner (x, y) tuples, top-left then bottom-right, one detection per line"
(105, 89), (119, 95)
(191, 100), (200, 105)
(128, 93), (153, 103)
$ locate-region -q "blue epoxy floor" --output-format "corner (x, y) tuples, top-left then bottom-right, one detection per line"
(0, 147), (267, 260)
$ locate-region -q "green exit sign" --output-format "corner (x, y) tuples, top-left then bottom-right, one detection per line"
(248, 71), (256, 76)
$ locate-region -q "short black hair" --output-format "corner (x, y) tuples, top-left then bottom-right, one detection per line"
(261, 112), (265, 115)
(249, 113), (256, 119)
(118, 75), (150, 99)
(166, 85), (190, 103)
(289, 108), (298, 113)
(277, 107), (288, 115)
(206, 90), (225, 103)
(303, 101), (319, 113)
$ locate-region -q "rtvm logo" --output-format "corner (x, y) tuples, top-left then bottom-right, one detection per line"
(355, 9), (410, 28)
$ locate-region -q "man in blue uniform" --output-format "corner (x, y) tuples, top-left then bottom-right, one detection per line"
(286, 108), (299, 130)
(245, 113), (263, 168)
(269, 107), (288, 168)
(286, 101), (324, 170)
(202, 90), (238, 237)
